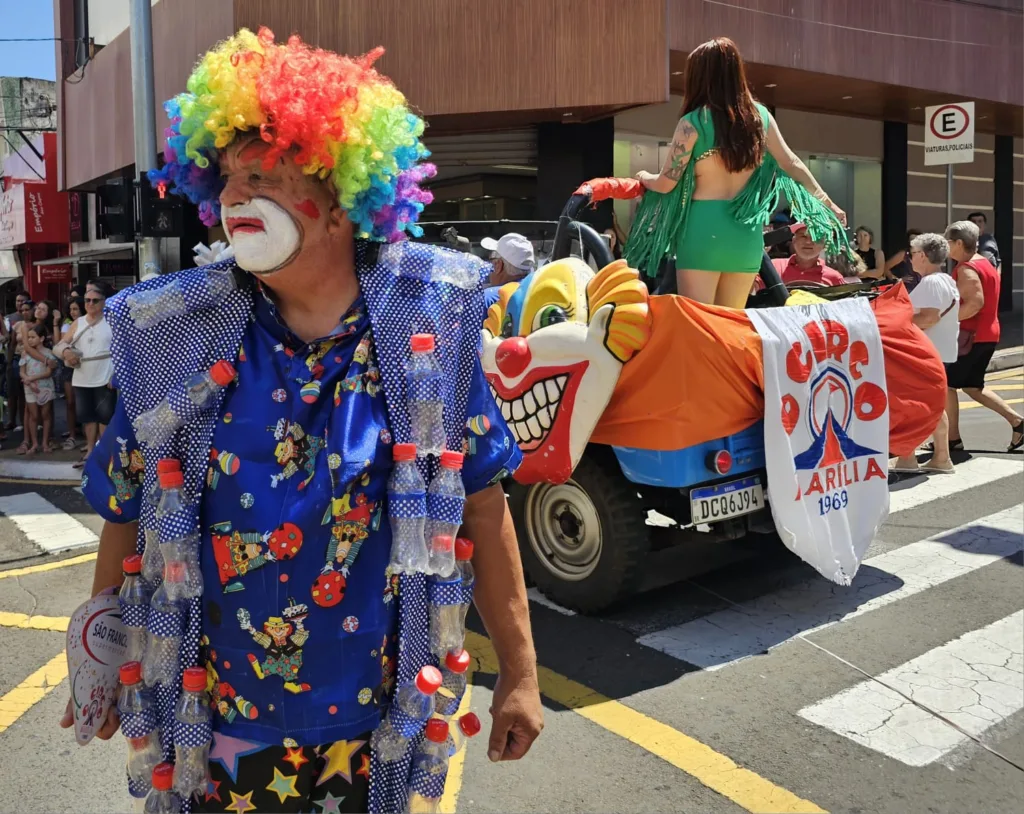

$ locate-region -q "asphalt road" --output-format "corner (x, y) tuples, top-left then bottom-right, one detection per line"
(0, 369), (1020, 814)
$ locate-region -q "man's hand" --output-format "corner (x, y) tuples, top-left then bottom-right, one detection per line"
(488, 668), (543, 762)
(59, 698), (121, 741)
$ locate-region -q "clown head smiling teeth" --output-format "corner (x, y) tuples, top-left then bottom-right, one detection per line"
(64, 27), (541, 813)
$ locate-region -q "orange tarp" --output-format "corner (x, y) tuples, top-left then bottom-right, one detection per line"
(591, 285), (945, 456)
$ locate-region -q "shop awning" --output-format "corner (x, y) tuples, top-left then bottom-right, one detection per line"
(33, 247), (133, 267)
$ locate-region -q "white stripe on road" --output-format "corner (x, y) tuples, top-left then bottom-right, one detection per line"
(888, 457), (1022, 515)
(527, 588), (577, 616)
(638, 505), (1023, 669)
(0, 492), (98, 554)
(799, 611), (1024, 766)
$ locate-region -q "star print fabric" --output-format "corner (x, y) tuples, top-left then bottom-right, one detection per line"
(194, 731), (372, 813)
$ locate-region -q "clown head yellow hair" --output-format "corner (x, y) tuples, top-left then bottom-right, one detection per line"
(150, 27), (434, 242)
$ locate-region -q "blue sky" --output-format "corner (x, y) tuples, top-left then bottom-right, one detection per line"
(0, 0), (57, 81)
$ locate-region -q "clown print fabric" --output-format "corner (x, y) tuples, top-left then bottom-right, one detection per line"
(83, 276), (518, 749)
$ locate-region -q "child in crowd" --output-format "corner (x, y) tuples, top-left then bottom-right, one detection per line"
(20, 324), (58, 455)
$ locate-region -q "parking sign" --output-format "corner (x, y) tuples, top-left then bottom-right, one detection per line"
(924, 102), (975, 166)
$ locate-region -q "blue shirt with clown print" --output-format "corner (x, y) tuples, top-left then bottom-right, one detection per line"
(83, 286), (521, 747)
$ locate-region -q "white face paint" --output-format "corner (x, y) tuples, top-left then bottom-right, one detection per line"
(223, 198), (301, 273)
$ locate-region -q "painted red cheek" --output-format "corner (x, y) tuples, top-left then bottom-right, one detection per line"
(295, 199), (321, 220)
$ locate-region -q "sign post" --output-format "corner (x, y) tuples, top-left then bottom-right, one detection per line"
(924, 102), (975, 230)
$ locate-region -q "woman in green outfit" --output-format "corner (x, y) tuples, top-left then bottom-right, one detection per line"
(630, 38), (847, 309)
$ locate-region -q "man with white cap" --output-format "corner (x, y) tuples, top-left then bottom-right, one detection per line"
(482, 233), (536, 308)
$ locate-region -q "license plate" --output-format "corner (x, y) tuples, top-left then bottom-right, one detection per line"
(690, 476), (764, 523)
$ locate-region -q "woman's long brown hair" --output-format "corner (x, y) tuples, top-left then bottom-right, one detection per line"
(681, 38), (765, 173)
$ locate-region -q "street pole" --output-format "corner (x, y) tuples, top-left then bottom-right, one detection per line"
(945, 164), (954, 230)
(129, 0), (162, 279)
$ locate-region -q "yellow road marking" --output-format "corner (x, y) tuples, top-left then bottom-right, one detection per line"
(0, 552), (97, 580)
(0, 651), (67, 734)
(439, 651), (476, 813)
(466, 631), (825, 814)
(988, 367), (1022, 381)
(960, 397), (1024, 410)
(0, 478), (82, 487)
(977, 383), (1024, 392)
(0, 612), (70, 632)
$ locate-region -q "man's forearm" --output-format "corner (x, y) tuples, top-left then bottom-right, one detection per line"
(461, 484), (537, 676)
(91, 520), (139, 596)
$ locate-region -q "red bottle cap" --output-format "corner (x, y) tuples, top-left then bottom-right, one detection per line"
(410, 334), (435, 353)
(159, 469), (184, 489)
(424, 718), (449, 743)
(122, 554), (143, 575)
(414, 665), (443, 695)
(458, 712), (482, 738)
(182, 666), (207, 693)
(209, 360), (237, 387)
(439, 451), (464, 470)
(431, 535), (454, 554)
(392, 443), (417, 462)
(455, 538), (474, 561)
(151, 762), (174, 791)
(119, 661), (142, 685)
(156, 459), (181, 475)
(445, 649), (471, 674)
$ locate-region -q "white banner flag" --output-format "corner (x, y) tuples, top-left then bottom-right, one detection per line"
(749, 298), (890, 585)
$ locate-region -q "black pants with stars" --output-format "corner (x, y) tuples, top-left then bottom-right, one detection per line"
(194, 733), (372, 813)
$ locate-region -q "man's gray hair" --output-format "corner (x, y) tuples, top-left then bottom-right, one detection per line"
(910, 232), (949, 267)
(945, 220), (979, 254)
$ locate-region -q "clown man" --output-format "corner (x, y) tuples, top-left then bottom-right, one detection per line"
(65, 28), (541, 813)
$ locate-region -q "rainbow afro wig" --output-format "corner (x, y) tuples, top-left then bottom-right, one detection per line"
(150, 27), (435, 242)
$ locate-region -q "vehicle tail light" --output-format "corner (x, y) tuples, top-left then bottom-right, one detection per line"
(707, 450), (732, 476)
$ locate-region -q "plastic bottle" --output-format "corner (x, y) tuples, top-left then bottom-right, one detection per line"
(388, 444), (429, 574)
(371, 666), (443, 762)
(142, 580), (182, 688)
(119, 555), (151, 664)
(447, 712), (482, 757)
(435, 648), (471, 717)
(146, 459), (182, 507)
(143, 763), (181, 814)
(407, 334), (445, 457)
(117, 661), (162, 789)
(428, 582), (465, 660)
(141, 529), (165, 587)
(133, 361), (236, 446)
(455, 538), (476, 630)
(426, 451), (465, 576)
(156, 470), (202, 601)
(129, 266), (236, 330)
(406, 719), (450, 814)
(173, 667), (212, 798)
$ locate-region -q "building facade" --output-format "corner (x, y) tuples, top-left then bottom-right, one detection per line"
(51, 0), (1023, 305)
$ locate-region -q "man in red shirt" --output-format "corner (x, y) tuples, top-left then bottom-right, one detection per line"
(754, 225), (846, 291)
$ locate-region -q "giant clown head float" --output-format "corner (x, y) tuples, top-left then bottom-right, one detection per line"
(482, 258), (652, 484)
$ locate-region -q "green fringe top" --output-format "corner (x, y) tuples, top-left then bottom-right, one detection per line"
(623, 142), (851, 280)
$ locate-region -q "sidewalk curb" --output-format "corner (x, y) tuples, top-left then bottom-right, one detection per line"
(0, 459), (81, 482)
(988, 345), (1023, 373)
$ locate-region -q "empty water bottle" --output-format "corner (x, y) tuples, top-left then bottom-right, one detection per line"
(407, 334), (445, 457)
(134, 361), (236, 446)
(146, 459), (182, 507)
(426, 451), (465, 576)
(119, 555), (151, 663)
(428, 578), (465, 660)
(406, 719), (450, 814)
(455, 538), (475, 630)
(129, 267), (236, 329)
(144, 763), (181, 814)
(142, 581), (182, 688)
(435, 648), (471, 717)
(173, 667), (212, 798)
(447, 712), (482, 757)
(158, 537), (202, 601)
(117, 661), (162, 790)
(371, 666), (442, 762)
(388, 444), (429, 574)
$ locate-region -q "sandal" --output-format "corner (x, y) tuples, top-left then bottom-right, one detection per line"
(920, 459), (955, 474)
(921, 439), (963, 453)
(61, 437), (78, 450)
(16, 443), (29, 455)
(1009, 421), (1024, 453)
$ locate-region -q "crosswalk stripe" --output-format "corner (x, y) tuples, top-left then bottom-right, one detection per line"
(960, 397), (1023, 410)
(0, 493), (98, 555)
(637, 505), (1022, 670)
(798, 610), (1023, 766)
(888, 457), (1021, 514)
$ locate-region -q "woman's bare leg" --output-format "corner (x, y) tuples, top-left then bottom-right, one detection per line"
(715, 273), (758, 309)
(962, 387), (1024, 426)
(64, 380), (77, 442)
(925, 409), (953, 468)
(946, 389), (961, 442)
(676, 269), (721, 305)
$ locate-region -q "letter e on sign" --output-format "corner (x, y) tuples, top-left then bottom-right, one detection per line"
(924, 102), (975, 166)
